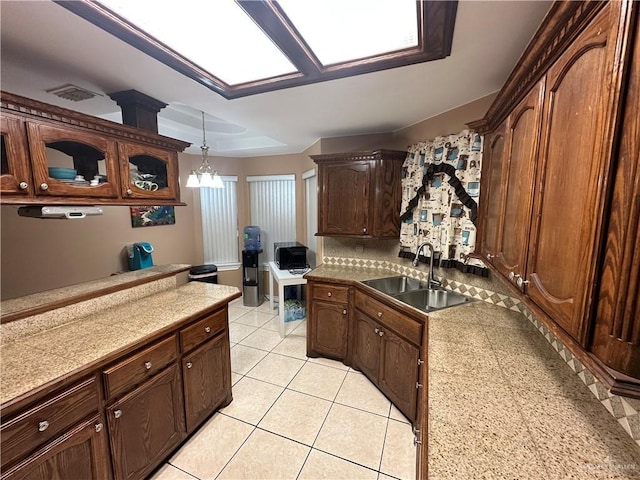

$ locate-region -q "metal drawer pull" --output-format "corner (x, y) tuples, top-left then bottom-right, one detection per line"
(187, 362), (193, 369)
(414, 436), (422, 446)
(40, 183), (49, 191)
(327, 291), (332, 297)
(144, 361), (152, 370)
(19, 182), (28, 190)
(205, 326), (211, 333)
(38, 421), (49, 432)
(95, 423), (103, 433)
(416, 382), (423, 389)
(114, 410), (122, 419)
(377, 311), (382, 318)
(374, 327), (380, 334)
(516, 277), (529, 288)
(342, 309), (347, 315)
(378, 330), (384, 337)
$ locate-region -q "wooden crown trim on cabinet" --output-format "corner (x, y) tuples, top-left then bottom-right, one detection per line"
(1, 92), (189, 151)
(468, 1), (606, 133)
(0, 91), (190, 206)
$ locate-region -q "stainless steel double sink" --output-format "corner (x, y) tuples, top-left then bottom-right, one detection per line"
(361, 275), (472, 313)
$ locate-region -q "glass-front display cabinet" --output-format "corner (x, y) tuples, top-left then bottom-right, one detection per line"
(26, 121), (120, 198)
(119, 143), (179, 200)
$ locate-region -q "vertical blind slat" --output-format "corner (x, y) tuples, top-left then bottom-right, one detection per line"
(201, 180), (238, 265)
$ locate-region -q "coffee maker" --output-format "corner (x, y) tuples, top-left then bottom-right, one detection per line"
(242, 250), (263, 307)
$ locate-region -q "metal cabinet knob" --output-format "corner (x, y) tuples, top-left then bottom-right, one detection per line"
(126, 189), (133, 195)
(144, 361), (152, 370)
(95, 423), (103, 433)
(363, 227), (367, 233)
(40, 183), (48, 191)
(327, 291), (332, 297)
(377, 311), (382, 318)
(187, 362), (193, 369)
(205, 326), (211, 333)
(19, 182), (28, 190)
(378, 330), (384, 337)
(516, 277), (529, 288)
(374, 327), (380, 334)
(413, 436), (422, 446)
(114, 410), (122, 419)
(38, 421), (49, 432)
(342, 309), (347, 315)
(486, 253), (493, 260)
(508, 271), (515, 281)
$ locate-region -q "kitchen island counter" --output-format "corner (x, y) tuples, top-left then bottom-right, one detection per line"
(0, 280), (240, 409)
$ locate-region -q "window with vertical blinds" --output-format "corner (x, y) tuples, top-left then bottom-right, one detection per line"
(200, 176), (239, 268)
(247, 175), (296, 264)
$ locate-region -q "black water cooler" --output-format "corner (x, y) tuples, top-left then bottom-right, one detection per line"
(242, 250), (263, 307)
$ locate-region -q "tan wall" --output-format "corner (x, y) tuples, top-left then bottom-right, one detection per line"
(0, 163), (199, 300)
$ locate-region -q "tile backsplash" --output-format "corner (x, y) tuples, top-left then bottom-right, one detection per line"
(321, 242), (640, 447)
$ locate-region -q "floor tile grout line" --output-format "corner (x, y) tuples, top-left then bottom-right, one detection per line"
(164, 462), (201, 480)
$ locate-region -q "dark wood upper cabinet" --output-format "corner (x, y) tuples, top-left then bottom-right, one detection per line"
(471, 0), (640, 393)
(477, 123), (507, 262)
(493, 81), (544, 285)
(0, 91), (189, 206)
(0, 114), (32, 196)
(312, 150), (406, 239)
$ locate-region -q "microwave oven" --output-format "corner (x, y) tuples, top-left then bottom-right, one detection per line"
(274, 242), (308, 270)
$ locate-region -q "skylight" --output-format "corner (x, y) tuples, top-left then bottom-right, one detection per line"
(61, 1), (457, 99)
(277, 0), (418, 66)
(97, 0), (297, 85)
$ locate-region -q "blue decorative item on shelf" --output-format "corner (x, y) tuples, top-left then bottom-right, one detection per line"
(48, 167), (77, 179)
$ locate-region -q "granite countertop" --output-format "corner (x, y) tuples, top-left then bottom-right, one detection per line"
(306, 265), (640, 477)
(0, 282), (240, 406)
(1, 264), (191, 319)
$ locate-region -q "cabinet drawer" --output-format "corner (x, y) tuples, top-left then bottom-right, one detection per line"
(1, 377), (98, 469)
(312, 283), (349, 303)
(354, 290), (422, 346)
(180, 309), (227, 353)
(103, 335), (177, 399)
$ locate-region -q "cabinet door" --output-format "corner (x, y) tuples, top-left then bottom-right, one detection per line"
(494, 81), (544, 283)
(2, 415), (111, 480)
(182, 333), (231, 434)
(119, 143), (179, 201)
(107, 365), (184, 480)
(526, 6), (620, 342)
(319, 161), (371, 236)
(25, 121), (120, 198)
(309, 299), (349, 360)
(372, 158), (404, 238)
(351, 311), (381, 381)
(477, 122), (507, 263)
(0, 114), (32, 196)
(378, 329), (420, 422)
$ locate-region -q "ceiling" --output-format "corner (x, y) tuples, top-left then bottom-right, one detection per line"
(0, 1), (551, 157)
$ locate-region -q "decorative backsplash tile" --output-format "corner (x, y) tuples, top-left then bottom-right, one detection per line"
(321, 255), (640, 446)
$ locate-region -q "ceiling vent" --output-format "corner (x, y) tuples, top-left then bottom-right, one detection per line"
(46, 84), (101, 102)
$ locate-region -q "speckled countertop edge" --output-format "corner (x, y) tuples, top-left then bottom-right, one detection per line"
(0, 282), (240, 406)
(1, 264), (191, 318)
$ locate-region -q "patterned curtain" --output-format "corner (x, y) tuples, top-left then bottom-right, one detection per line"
(398, 129), (487, 275)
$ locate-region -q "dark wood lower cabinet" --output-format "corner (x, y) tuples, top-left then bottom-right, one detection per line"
(309, 300), (350, 360)
(107, 365), (185, 480)
(352, 311), (382, 380)
(182, 333), (232, 433)
(2, 414), (111, 480)
(352, 310), (421, 422)
(378, 329), (420, 420)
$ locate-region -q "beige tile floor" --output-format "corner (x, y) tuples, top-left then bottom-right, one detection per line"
(150, 298), (416, 480)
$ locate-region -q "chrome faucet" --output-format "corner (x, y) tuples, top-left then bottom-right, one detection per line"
(413, 242), (442, 289)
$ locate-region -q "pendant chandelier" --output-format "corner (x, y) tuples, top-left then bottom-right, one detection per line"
(186, 111), (224, 188)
